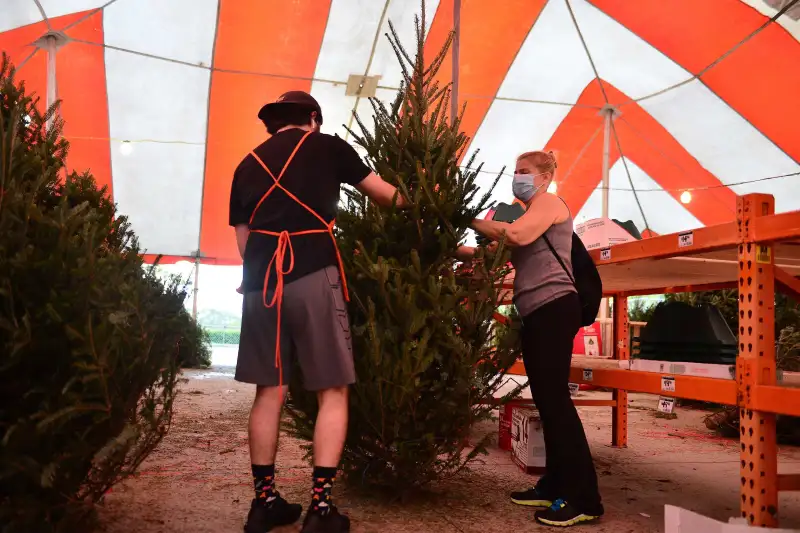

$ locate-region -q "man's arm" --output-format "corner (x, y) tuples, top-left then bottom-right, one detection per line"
(455, 245), (476, 261)
(355, 172), (409, 208)
(234, 224), (249, 259)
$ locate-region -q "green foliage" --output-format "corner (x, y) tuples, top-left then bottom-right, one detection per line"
(629, 287), (799, 444)
(627, 298), (657, 324)
(286, 7), (520, 495)
(0, 54), (208, 531)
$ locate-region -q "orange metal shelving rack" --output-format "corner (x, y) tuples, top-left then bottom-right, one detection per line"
(501, 193), (800, 528)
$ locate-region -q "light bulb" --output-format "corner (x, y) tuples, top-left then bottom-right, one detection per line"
(120, 141), (133, 156)
(547, 181), (558, 194)
(680, 190), (692, 204)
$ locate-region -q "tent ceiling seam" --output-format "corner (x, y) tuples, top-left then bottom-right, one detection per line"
(343, 0), (393, 142)
(67, 37), (592, 109)
(558, 122), (604, 185)
(610, 122), (651, 230)
(464, 0), (552, 153)
(32, 0), (52, 31)
(564, 0), (609, 103)
(62, 0), (122, 32)
(464, 166), (800, 193)
(565, 0), (649, 228)
(615, 115), (735, 215)
(625, 0), (800, 108)
(15, 48), (39, 71)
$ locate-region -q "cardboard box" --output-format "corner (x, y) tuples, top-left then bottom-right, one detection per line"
(498, 402), (514, 451)
(575, 217), (637, 251)
(573, 322), (603, 357)
(511, 407), (546, 475)
(499, 399), (534, 451)
(629, 359), (736, 380)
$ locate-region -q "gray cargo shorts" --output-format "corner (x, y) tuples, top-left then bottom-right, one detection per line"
(235, 265), (355, 391)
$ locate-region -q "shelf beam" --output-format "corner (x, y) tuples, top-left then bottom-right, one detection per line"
(590, 222), (737, 265)
(567, 367), (738, 405)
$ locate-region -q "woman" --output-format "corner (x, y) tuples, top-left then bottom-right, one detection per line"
(461, 150), (604, 528)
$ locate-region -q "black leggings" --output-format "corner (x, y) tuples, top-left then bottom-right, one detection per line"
(521, 292), (602, 514)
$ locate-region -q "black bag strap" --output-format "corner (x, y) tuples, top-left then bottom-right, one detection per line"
(542, 233), (576, 286)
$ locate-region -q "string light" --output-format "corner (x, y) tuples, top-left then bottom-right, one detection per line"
(680, 191), (692, 204)
(119, 141), (133, 156)
(547, 181), (558, 194)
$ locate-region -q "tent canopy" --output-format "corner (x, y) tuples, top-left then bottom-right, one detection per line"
(2, 0), (799, 264)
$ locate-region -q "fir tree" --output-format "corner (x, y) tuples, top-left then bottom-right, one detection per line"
(287, 5), (521, 495)
(0, 54), (209, 531)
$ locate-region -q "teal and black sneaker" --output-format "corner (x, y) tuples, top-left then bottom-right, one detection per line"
(534, 499), (603, 528)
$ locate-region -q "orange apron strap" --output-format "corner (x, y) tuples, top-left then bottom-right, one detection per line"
(248, 130), (314, 225)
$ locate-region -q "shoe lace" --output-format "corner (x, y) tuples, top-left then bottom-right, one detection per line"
(550, 498), (567, 511)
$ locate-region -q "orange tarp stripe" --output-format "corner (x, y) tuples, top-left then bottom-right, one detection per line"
(592, 0), (800, 165)
(0, 19), (48, 99)
(0, 12), (112, 195)
(550, 80), (736, 227)
(60, 12), (113, 195)
(199, 0), (333, 264)
(423, 0), (547, 151)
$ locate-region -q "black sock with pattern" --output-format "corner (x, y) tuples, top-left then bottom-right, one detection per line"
(252, 464), (278, 507)
(309, 466), (338, 515)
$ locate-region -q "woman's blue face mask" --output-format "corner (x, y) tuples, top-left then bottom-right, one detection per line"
(512, 172), (549, 202)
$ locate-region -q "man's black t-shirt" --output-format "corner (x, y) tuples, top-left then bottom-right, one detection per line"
(229, 129), (371, 292)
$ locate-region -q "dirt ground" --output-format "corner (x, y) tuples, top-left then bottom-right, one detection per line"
(96, 369), (800, 533)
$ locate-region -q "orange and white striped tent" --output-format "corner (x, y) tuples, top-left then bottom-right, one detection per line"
(2, 0), (799, 264)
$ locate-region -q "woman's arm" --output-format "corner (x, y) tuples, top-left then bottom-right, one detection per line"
(471, 194), (569, 247)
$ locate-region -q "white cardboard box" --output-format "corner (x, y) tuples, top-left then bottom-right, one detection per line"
(629, 359), (736, 380)
(575, 217), (637, 251)
(511, 407), (546, 475)
(664, 505), (796, 532)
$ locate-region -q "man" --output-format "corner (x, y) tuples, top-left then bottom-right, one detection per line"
(229, 91), (406, 533)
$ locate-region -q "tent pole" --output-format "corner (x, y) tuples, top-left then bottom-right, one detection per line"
(601, 107), (612, 218)
(451, 0), (461, 124)
(45, 35), (58, 129)
(599, 107), (614, 325)
(192, 257), (200, 321)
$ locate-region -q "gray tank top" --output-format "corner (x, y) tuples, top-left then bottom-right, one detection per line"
(510, 215), (576, 317)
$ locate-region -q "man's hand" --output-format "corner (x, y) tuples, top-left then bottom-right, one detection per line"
(455, 245), (476, 261)
(355, 172), (410, 208)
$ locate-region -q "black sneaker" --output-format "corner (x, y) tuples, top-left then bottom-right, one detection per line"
(301, 506), (351, 533)
(534, 499), (603, 527)
(510, 486), (554, 508)
(244, 496), (303, 533)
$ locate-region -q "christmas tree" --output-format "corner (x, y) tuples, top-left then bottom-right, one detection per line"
(0, 54), (209, 531)
(287, 4), (521, 494)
